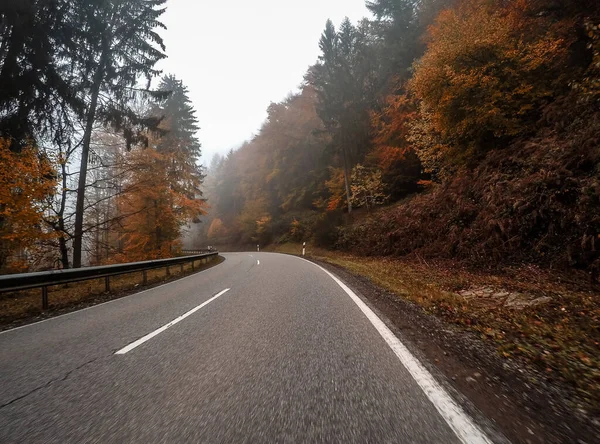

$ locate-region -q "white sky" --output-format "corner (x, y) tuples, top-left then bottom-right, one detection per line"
(158, 0), (370, 165)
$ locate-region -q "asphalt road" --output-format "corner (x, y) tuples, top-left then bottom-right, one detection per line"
(0, 253), (495, 443)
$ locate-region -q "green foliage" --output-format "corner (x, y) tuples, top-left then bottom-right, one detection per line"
(0, 0), (84, 145)
(154, 75), (204, 202)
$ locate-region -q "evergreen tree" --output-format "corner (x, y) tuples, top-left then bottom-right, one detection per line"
(310, 18), (375, 213)
(153, 75), (204, 205)
(72, 0), (168, 268)
(0, 0), (83, 147)
(366, 0), (420, 82)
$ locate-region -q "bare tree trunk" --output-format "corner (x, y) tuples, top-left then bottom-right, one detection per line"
(57, 160), (70, 269)
(58, 235), (69, 269)
(94, 190), (100, 265)
(72, 49), (106, 268)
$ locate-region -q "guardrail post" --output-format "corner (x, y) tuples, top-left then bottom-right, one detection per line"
(191, 260), (195, 271)
(180, 263), (184, 273)
(143, 270), (147, 285)
(42, 286), (48, 310)
(166, 266), (170, 277)
(105, 276), (110, 292)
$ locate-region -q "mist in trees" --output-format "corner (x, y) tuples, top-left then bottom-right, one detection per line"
(2, 0), (599, 277)
(200, 0), (600, 279)
(0, 0), (206, 272)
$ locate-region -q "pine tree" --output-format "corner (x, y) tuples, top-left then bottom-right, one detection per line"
(153, 75), (204, 205)
(366, 0), (421, 81)
(72, 0), (168, 268)
(310, 18), (375, 213)
(0, 0), (84, 147)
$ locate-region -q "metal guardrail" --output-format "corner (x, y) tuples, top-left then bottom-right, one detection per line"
(181, 249), (215, 255)
(0, 251), (219, 309)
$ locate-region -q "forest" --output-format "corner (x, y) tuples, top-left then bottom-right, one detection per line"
(202, 0), (600, 282)
(0, 0), (205, 272)
(1, 0), (600, 280)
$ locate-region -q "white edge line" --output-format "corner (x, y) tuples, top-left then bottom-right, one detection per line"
(299, 257), (492, 444)
(115, 288), (230, 355)
(0, 257), (225, 336)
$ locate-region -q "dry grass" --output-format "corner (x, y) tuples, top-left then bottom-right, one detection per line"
(267, 243), (600, 410)
(0, 256), (222, 325)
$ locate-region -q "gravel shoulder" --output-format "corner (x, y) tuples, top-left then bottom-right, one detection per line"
(309, 257), (599, 444)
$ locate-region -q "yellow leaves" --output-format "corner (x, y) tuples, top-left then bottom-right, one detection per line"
(265, 169), (280, 184)
(350, 164), (388, 210)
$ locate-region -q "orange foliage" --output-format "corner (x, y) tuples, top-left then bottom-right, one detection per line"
(0, 139), (56, 271)
(368, 92), (422, 196)
(116, 146), (206, 262)
(411, 0), (573, 149)
(369, 92), (418, 169)
(324, 167), (346, 212)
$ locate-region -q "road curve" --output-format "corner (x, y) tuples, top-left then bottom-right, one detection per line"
(0, 253), (496, 443)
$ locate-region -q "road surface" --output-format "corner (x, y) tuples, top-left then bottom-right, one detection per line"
(0, 253), (495, 443)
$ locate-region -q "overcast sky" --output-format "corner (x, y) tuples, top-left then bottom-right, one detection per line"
(157, 0), (370, 165)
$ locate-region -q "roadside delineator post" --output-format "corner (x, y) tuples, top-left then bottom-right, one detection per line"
(257, 244), (260, 252)
(302, 242), (306, 257)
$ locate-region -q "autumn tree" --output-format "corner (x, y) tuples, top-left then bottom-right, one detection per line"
(153, 75), (204, 208)
(349, 164), (388, 211)
(368, 91), (421, 198)
(116, 142), (206, 261)
(115, 76), (206, 261)
(207, 218), (228, 241)
(410, 0), (573, 174)
(0, 139), (56, 272)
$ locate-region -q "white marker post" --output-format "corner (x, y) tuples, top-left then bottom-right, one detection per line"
(257, 244), (260, 252)
(302, 242), (306, 257)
